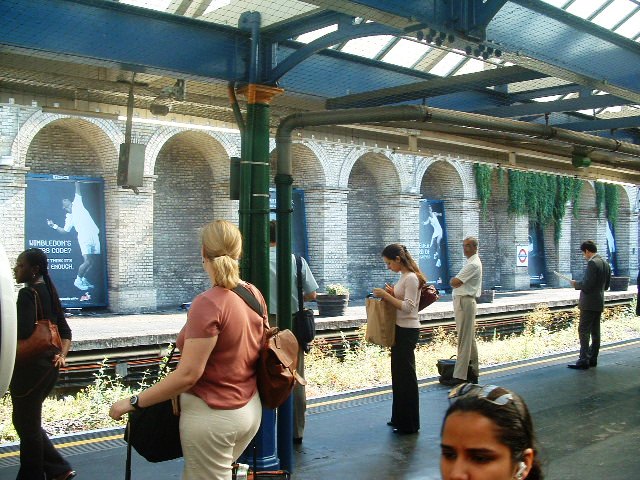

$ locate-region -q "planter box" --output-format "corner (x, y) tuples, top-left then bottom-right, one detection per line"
(609, 276), (630, 291)
(477, 290), (495, 304)
(316, 294), (349, 317)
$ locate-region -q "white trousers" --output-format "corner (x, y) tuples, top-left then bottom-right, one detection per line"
(453, 295), (478, 380)
(179, 391), (262, 480)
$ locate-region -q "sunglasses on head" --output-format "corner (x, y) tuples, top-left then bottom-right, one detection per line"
(448, 383), (515, 407)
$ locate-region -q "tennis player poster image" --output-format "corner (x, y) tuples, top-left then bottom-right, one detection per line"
(25, 174), (108, 308)
(418, 199), (450, 291)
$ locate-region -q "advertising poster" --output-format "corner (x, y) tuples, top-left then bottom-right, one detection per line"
(528, 222), (547, 287)
(418, 199), (450, 291)
(25, 174), (108, 308)
(269, 188), (309, 260)
(606, 220), (618, 275)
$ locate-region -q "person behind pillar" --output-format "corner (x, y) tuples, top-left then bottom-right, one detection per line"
(268, 220), (318, 444)
(373, 243), (425, 435)
(442, 236), (482, 387)
(11, 248), (75, 480)
(568, 240), (611, 369)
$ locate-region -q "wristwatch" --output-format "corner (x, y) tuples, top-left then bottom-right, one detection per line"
(129, 395), (141, 410)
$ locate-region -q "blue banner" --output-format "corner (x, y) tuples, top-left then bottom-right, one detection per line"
(269, 188), (309, 261)
(528, 222), (547, 287)
(419, 200), (450, 291)
(606, 220), (618, 275)
(25, 175), (108, 308)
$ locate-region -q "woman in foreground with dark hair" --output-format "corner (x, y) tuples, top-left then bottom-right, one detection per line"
(11, 248), (75, 480)
(441, 383), (543, 480)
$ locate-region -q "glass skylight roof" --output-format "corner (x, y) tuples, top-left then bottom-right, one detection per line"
(381, 39), (431, 68)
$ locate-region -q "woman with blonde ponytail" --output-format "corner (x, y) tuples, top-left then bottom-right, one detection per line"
(373, 243), (425, 435)
(110, 220), (267, 480)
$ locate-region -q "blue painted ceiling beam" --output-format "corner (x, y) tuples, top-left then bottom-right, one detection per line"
(0, 0), (249, 81)
(262, 11), (352, 43)
(326, 66), (547, 109)
(267, 22), (401, 83)
(475, 94), (635, 118)
(305, 0), (509, 40)
(489, 1), (640, 103)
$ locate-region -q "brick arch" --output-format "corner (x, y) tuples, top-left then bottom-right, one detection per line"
(145, 127), (239, 176)
(269, 140), (328, 188)
(12, 112), (121, 168)
(417, 156), (473, 199)
(24, 118), (120, 176)
(339, 147), (402, 189)
(346, 152), (401, 298)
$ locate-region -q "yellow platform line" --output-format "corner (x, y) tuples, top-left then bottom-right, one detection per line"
(2, 339), (638, 460)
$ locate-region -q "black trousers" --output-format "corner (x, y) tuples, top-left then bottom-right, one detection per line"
(10, 365), (71, 480)
(390, 326), (420, 432)
(578, 309), (602, 365)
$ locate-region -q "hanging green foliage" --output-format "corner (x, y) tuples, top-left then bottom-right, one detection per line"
(571, 178), (583, 218)
(508, 170), (527, 216)
(497, 167), (506, 186)
(474, 163), (493, 217)
(594, 181), (605, 217)
(604, 183), (620, 226)
(552, 176), (575, 243)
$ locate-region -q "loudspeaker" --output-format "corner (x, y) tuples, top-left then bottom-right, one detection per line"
(117, 143), (145, 187)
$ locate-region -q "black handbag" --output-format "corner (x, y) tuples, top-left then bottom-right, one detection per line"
(294, 255), (316, 351)
(436, 356), (457, 381)
(125, 345), (182, 477)
(437, 355), (474, 382)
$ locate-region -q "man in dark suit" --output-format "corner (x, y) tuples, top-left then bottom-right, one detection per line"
(569, 240), (611, 369)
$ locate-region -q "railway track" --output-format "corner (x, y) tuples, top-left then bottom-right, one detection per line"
(54, 297), (632, 393)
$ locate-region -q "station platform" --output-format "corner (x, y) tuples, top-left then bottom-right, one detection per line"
(1, 339), (638, 479)
(62, 286), (636, 354)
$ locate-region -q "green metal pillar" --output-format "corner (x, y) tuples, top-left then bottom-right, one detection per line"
(237, 83), (284, 471)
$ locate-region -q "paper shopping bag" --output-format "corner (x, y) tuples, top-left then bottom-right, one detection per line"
(365, 297), (397, 347)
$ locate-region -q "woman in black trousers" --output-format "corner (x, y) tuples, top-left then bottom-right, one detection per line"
(373, 244), (426, 435)
(11, 248), (75, 480)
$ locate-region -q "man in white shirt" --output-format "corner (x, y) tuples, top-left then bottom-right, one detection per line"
(268, 221), (318, 444)
(441, 236), (483, 387)
(47, 182), (101, 291)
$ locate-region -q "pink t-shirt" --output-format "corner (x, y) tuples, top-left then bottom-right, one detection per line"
(176, 282), (266, 410)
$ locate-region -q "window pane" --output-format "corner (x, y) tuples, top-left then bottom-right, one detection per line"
(428, 51), (466, 76)
(614, 10), (640, 38)
(566, 0), (609, 19)
(592, 0), (637, 28)
(296, 25), (338, 44)
(381, 39), (431, 67)
(341, 35), (395, 58)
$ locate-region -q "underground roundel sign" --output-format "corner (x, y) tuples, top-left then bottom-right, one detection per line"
(516, 245), (529, 267)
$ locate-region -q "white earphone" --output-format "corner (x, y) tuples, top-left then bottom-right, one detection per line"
(514, 462), (527, 480)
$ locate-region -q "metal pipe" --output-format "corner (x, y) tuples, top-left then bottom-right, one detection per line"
(421, 107), (640, 158)
(227, 82), (245, 134)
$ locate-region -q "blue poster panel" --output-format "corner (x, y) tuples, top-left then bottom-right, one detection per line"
(528, 222), (547, 287)
(25, 174), (108, 308)
(606, 220), (618, 275)
(269, 188), (309, 261)
(419, 200), (450, 291)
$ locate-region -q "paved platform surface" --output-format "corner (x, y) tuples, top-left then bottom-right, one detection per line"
(65, 287), (636, 352)
(1, 340), (638, 479)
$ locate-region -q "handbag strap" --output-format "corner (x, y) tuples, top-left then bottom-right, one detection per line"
(29, 287), (45, 323)
(295, 255), (304, 315)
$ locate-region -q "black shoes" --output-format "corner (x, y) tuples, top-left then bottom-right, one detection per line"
(589, 360), (598, 367)
(293, 437), (303, 444)
(439, 377), (467, 387)
(567, 362), (589, 370)
(386, 421), (395, 427)
(392, 428), (419, 435)
(51, 471), (76, 480)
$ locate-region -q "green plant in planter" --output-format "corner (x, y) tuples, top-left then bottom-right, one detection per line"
(326, 283), (349, 296)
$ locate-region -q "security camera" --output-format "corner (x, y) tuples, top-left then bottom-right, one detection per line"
(149, 103), (170, 116)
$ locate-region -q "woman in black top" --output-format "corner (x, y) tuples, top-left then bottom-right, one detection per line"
(11, 248), (75, 480)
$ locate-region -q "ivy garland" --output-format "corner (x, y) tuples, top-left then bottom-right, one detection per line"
(604, 183), (619, 226)
(474, 163), (493, 217)
(595, 181), (605, 217)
